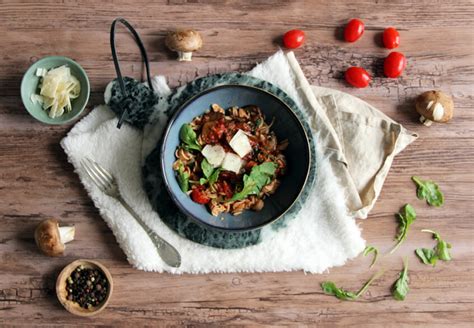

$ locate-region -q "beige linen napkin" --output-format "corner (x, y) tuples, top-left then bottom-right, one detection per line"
(286, 53), (418, 218)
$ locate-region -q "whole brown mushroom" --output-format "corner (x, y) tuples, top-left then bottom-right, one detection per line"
(165, 29), (203, 61)
(415, 90), (454, 126)
(35, 219), (75, 257)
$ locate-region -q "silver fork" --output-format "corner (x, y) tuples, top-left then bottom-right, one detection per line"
(81, 158), (181, 268)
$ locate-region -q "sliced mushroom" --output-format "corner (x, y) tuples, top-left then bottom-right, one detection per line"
(34, 219), (75, 257)
(415, 90), (454, 126)
(165, 29), (203, 61)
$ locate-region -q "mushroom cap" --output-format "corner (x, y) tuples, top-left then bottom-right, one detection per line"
(165, 29), (203, 52)
(35, 219), (65, 256)
(415, 90), (454, 123)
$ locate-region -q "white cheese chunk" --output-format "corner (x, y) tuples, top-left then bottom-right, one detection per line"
(35, 68), (47, 77)
(221, 153), (243, 174)
(229, 129), (252, 158)
(201, 144), (226, 168)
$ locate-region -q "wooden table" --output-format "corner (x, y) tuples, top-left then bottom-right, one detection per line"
(1, 1), (473, 326)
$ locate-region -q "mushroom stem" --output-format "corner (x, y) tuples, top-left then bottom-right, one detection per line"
(177, 51), (193, 61)
(59, 226), (75, 244)
(419, 115), (433, 126)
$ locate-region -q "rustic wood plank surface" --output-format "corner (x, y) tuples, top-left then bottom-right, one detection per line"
(1, 0), (473, 326)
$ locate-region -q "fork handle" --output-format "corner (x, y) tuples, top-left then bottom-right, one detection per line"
(117, 196), (181, 268)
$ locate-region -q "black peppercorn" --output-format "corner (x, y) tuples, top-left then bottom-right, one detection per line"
(65, 266), (108, 309)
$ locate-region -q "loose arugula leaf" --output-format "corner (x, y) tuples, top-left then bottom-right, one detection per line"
(179, 124), (202, 151)
(363, 245), (379, 268)
(199, 177), (208, 185)
(201, 159), (214, 179)
(230, 162), (277, 201)
(435, 239), (452, 261)
(422, 229), (452, 262)
(177, 163), (190, 192)
(392, 258), (409, 301)
(415, 248), (438, 266)
(411, 176), (444, 207)
(321, 270), (384, 301)
(321, 282), (357, 300)
(390, 204), (416, 254)
(426, 230), (452, 261)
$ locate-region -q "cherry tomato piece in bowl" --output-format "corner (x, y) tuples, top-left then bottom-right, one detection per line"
(383, 27), (400, 49)
(283, 29), (305, 49)
(191, 186), (210, 204)
(384, 52), (407, 78)
(345, 67), (371, 88)
(344, 19), (365, 42)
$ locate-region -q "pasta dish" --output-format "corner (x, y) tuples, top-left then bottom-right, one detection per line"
(174, 103), (287, 216)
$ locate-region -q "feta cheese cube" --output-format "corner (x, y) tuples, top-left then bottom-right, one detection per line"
(221, 153), (243, 174)
(229, 129), (252, 158)
(201, 144), (226, 168)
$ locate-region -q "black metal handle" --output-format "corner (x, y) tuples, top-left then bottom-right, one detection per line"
(110, 18), (154, 128)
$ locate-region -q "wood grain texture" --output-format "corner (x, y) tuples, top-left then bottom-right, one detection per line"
(1, 0), (473, 326)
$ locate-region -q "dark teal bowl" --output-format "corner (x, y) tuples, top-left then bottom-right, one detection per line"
(160, 85), (311, 231)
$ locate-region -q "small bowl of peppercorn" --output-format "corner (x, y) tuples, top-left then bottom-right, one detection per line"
(56, 259), (113, 317)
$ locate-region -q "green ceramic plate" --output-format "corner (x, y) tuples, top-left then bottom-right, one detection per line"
(20, 56), (90, 125)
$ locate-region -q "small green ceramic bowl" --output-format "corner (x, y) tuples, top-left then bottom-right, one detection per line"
(20, 56), (90, 125)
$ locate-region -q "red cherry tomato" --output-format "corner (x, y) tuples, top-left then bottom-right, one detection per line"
(345, 67), (371, 88)
(191, 187), (210, 204)
(383, 27), (400, 49)
(344, 19), (365, 42)
(384, 52), (407, 78)
(283, 29), (305, 49)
